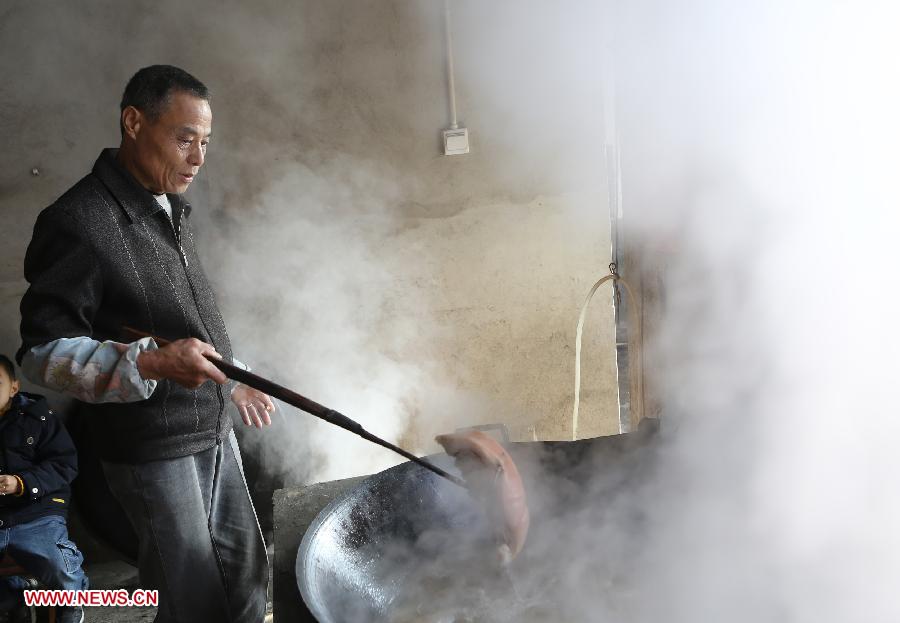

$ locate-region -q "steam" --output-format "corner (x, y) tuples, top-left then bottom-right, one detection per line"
(202, 156), (446, 483)
(575, 0), (900, 620)
(190, 0), (622, 485)
(300, 0), (900, 621)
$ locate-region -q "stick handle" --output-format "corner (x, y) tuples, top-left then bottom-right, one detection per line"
(122, 327), (466, 487)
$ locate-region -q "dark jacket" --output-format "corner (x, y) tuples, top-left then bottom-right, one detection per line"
(0, 393), (77, 528)
(17, 149), (233, 463)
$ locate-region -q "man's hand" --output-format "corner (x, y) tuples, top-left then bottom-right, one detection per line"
(0, 475), (21, 496)
(137, 338), (228, 388)
(231, 384), (275, 428)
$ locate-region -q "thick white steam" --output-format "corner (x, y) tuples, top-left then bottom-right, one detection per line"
(600, 0), (900, 621)
(204, 1), (900, 617)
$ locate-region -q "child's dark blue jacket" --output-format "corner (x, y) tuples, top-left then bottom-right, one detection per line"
(0, 392), (77, 527)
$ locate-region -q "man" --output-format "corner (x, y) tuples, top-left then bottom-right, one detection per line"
(17, 65), (272, 623)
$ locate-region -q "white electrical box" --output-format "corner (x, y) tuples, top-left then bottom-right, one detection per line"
(442, 127), (470, 155)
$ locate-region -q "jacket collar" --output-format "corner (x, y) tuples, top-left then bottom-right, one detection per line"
(92, 148), (193, 223)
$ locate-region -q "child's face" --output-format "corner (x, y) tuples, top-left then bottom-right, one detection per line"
(0, 368), (20, 416)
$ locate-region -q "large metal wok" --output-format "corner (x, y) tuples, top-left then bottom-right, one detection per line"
(297, 423), (659, 623)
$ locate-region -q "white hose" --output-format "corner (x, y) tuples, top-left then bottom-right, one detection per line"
(572, 270), (642, 440)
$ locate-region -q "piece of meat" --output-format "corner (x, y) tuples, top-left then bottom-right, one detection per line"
(435, 430), (530, 563)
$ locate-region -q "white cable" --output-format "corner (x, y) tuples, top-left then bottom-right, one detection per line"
(444, 0), (458, 130)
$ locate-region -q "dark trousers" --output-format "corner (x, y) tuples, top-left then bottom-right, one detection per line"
(102, 431), (267, 623)
(0, 515), (88, 610)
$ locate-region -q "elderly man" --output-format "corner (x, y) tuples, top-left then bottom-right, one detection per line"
(17, 65), (271, 623)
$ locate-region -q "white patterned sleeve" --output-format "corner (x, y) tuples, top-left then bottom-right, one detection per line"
(21, 336), (159, 403)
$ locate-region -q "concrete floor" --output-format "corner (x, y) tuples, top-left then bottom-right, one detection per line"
(82, 604), (157, 623)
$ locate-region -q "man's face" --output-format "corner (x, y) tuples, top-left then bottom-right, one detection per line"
(128, 91), (212, 194)
(0, 368), (19, 416)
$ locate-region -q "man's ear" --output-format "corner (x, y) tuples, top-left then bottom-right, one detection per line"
(9, 380), (19, 396)
(121, 106), (143, 140)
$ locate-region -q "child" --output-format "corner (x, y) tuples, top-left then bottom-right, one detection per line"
(0, 354), (87, 623)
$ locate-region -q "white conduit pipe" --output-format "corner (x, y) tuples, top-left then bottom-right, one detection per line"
(572, 269), (642, 440)
(444, 0), (459, 130)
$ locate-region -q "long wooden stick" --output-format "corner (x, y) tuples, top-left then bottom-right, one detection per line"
(123, 327), (465, 488)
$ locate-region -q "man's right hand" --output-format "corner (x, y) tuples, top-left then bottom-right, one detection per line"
(137, 338), (228, 388)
